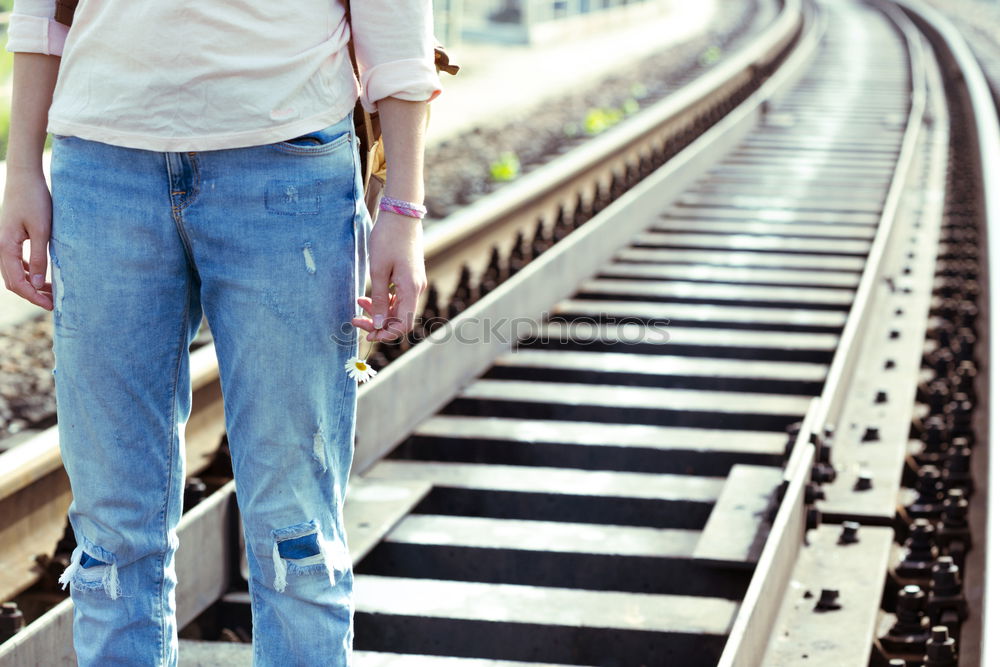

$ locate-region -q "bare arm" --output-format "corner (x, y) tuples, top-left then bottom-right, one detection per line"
(0, 53), (61, 310)
(352, 97), (430, 342)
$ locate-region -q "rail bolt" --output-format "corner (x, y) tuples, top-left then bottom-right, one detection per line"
(837, 521), (860, 545)
(879, 585), (930, 659)
(942, 444), (973, 495)
(928, 349), (958, 384)
(0, 602), (25, 643)
(907, 466), (945, 520)
(944, 394), (974, 442)
(937, 489), (972, 568)
(811, 463), (836, 485)
(928, 556), (968, 629)
(956, 301), (978, 330)
(951, 362), (977, 402)
(861, 426), (881, 443)
(805, 482), (826, 504)
(949, 330), (976, 362)
(805, 506), (821, 531)
(922, 625), (957, 667)
(896, 519), (939, 581)
(915, 416), (949, 466)
(853, 473), (873, 492)
(813, 588), (841, 612)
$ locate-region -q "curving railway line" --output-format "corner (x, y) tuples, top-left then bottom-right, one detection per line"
(0, 0), (997, 664)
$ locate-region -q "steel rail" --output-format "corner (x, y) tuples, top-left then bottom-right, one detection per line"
(0, 345), (224, 605)
(717, 399), (820, 667)
(716, 1), (932, 662)
(877, 4), (1000, 667)
(811, 0), (928, 457)
(356, 0), (808, 473)
(421, 0), (804, 303)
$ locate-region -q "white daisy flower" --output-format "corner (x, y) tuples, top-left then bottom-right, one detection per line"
(345, 356), (378, 383)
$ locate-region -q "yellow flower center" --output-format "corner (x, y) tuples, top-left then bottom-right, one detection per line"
(355, 361), (369, 371)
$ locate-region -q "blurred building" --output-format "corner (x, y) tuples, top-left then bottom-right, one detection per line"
(433, 0), (677, 45)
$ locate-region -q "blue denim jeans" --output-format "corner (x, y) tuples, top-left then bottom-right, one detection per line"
(48, 111), (369, 666)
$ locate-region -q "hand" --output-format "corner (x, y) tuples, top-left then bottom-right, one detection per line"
(350, 210), (427, 342)
(0, 171), (54, 311)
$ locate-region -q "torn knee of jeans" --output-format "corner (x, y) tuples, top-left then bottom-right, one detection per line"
(312, 430), (328, 472)
(270, 520), (350, 593)
(59, 544), (121, 599)
(302, 242), (317, 275)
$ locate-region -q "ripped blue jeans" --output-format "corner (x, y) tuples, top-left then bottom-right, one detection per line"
(48, 110), (369, 666)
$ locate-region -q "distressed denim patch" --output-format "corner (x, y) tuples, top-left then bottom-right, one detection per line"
(265, 179), (324, 216)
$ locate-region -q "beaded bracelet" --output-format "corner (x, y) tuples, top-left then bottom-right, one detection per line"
(379, 195), (427, 220)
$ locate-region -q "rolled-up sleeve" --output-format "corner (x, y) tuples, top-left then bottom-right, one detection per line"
(349, 0), (442, 113)
(6, 0), (68, 55)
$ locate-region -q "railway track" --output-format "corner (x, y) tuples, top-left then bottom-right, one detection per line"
(1, 0), (996, 664)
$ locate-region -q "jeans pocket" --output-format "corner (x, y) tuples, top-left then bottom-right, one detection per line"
(270, 123), (352, 156)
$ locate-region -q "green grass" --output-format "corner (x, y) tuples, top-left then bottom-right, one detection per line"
(489, 151), (520, 182)
(0, 104), (9, 161)
(0, 31), (10, 160)
(0, 47), (11, 84)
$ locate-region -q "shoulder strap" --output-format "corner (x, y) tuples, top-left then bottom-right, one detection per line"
(342, 0), (382, 197)
(54, 0), (79, 27)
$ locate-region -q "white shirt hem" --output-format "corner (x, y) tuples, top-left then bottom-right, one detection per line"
(47, 97), (359, 152)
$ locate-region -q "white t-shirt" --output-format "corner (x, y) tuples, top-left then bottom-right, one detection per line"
(7, 0), (443, 151)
